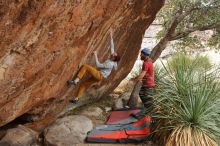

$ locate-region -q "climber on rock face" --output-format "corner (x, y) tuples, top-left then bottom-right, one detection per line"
(67, 28), (120, 104)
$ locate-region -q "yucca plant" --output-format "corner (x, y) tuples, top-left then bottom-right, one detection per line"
(154, 64), (166, 87)
(153, 54), (220, 146)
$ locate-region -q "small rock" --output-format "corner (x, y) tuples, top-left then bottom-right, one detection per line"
(0, 125), (38, 146)
(80, 107), (103, 117)
(113, 92), (131, 110)
(119, 92), (131, 102)
(44, 115), (93, 146)
(113, 98), (123, 110)
(104, 107), (112, 112)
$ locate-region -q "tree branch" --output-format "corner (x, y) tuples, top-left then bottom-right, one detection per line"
(165, 6), (195, 38)
(150, 6), (198, 61)
(150, 3), (220, 61)
(170, 24), (219, 40)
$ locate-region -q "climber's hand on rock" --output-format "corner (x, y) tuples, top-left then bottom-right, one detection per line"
(92, 51), (97, 55)
(109, 27), (113, 35)
(129, 77), (137, 82)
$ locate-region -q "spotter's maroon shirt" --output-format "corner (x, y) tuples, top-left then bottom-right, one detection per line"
(142, 60), (155, 88)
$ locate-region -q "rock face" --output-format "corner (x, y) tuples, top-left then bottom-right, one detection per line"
(44, 115), (93, 146)
(0, 125), (39, 146)
(0, 0), (165, 127)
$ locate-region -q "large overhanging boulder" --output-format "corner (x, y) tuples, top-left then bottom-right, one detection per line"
(0, 0), (164, 129)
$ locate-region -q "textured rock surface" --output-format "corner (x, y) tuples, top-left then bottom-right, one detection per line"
(0, 125), (38, 146)
(113, 92), (137, 109)
(80, 107), (103, 117)
(0, 0), (164, 128)
(44, 115), (93, 146)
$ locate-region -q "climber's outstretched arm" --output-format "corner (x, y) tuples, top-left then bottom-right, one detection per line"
(110, 28), (115, 54)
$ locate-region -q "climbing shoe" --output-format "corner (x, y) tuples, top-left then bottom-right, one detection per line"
(67, 78), (80, 85)
(67, 80), (74, 85)
(69, 98), (79, 104)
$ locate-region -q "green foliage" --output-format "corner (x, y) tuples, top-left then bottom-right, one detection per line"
(157, 0), (220, 50)
(154, 54), (220, 145)
(168, 53), (211, 70)
(174, 36), (204, 51)
(208, 29), (220, 48)
(154, 64), (166, 87)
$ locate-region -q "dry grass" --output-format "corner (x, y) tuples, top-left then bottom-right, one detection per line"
(165, 126), (218, 146)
